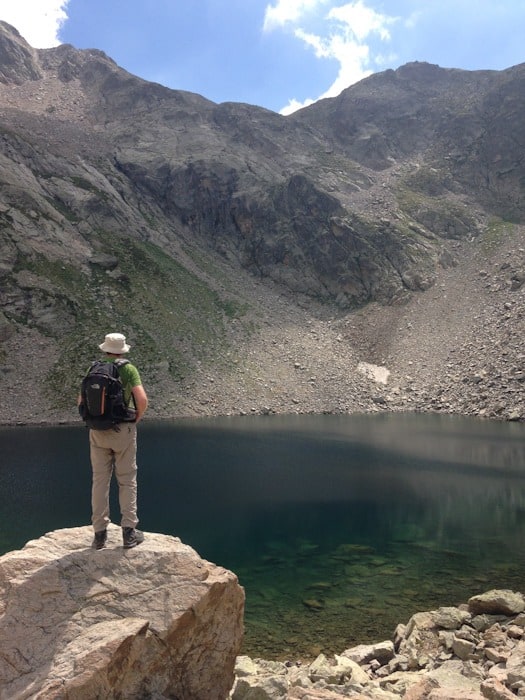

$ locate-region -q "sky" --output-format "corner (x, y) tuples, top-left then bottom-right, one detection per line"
(1, 0), (524, 115)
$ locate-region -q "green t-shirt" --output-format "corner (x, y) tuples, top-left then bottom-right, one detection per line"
(106, 358), (142, 406)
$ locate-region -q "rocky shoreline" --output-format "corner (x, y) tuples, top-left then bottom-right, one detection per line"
(230, 589), (525, 699)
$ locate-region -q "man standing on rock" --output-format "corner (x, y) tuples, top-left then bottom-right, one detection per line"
(78, 332), (148, 550)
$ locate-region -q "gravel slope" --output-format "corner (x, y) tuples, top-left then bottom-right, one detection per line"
(1, 225), (524, 425)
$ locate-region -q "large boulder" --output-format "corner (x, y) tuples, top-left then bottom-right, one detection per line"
(0, 525), (244, 699)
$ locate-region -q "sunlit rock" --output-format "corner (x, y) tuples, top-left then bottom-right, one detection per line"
(0, 525), (244, 699)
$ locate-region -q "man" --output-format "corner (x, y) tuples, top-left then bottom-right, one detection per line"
(79, 332), (148, 550)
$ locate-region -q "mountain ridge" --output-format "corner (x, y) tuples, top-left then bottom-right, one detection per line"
(0, 21), (524, 424)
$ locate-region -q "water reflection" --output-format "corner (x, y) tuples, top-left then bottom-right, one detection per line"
(1, 413), (525, 659)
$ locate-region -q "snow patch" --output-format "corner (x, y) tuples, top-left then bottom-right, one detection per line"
(357, 362), (390, 385)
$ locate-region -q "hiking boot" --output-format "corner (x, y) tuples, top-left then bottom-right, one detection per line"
(92, 529), (107, 550)
(122, 527), (144, 549)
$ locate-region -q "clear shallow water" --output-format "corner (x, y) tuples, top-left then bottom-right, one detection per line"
(1, 413), (525, 659)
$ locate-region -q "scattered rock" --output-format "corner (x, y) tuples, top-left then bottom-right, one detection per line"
(468, 590), (525, 616)
(230, 589), (525, 699)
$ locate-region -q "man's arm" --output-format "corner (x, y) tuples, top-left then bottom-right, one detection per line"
(132, 384), (148, 422)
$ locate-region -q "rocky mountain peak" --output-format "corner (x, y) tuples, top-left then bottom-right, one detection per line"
(1, 30), (525, 424)
(0, 21), (42, 84)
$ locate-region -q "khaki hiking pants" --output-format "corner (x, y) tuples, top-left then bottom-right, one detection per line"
(89, 423), (138, 532)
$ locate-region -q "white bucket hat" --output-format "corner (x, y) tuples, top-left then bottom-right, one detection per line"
(99, 332), (130, 354)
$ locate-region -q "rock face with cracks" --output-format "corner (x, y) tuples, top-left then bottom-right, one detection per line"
(0, 525), (245, 699)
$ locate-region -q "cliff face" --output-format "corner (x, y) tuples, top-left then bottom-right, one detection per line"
(0, 525), (244, 699)
(0, 21), (524, 423)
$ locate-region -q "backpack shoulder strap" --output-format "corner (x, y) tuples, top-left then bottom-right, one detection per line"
(89, 360), (105, 371)
(112, 358), (136, 409)
(86, 360), (117, 375)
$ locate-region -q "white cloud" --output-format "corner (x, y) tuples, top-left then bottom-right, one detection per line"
(280, 96), (316, 116)
(276, 1), (398, 114)
(0, 0), (70, 48)
(263, 0), (328, 31)
(404, 10), (422, 30)
(328, 1), (394, 42)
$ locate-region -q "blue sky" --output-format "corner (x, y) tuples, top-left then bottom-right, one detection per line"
(2, 1), (525, 114)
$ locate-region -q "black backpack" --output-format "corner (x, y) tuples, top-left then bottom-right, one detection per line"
(80, 359), (136, 430)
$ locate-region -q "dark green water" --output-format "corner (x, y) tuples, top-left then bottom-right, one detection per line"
(1, 413), (525, 659)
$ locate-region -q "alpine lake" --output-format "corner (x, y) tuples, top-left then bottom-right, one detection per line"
(1, 412), (525, 660)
